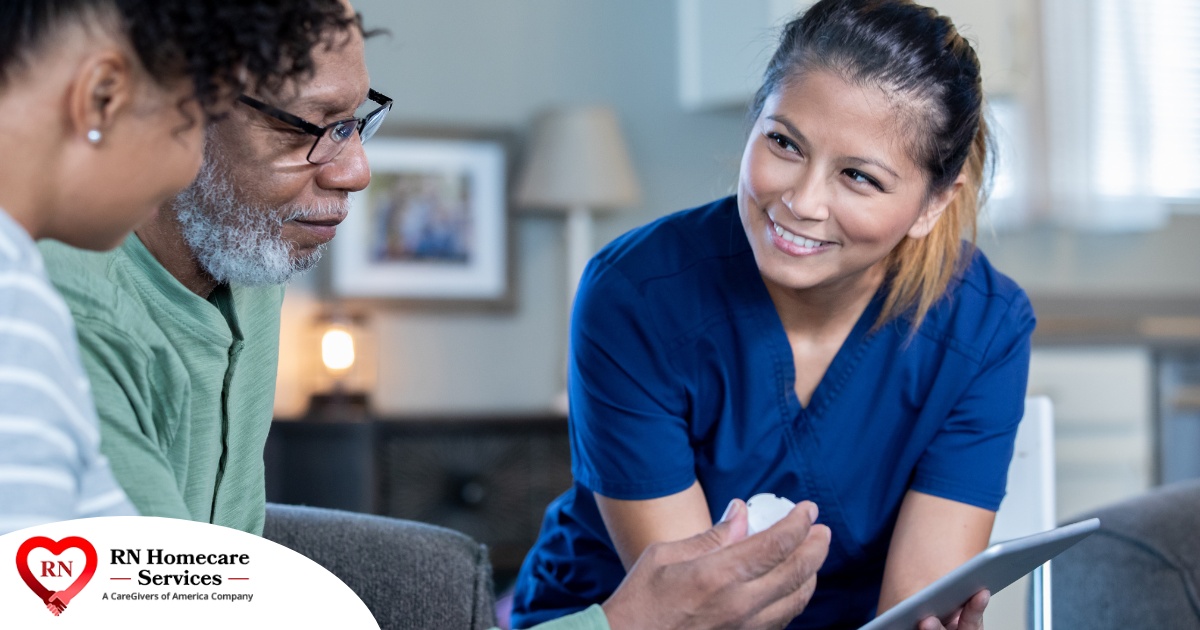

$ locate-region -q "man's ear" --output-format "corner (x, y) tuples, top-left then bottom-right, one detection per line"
(67, 49), (133, 145)
(908, 173), (966, 239)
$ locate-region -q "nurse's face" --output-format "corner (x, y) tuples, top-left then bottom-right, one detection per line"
(737, 70), (951, 297)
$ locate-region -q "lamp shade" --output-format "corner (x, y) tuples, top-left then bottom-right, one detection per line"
(515, 106), (642, 213)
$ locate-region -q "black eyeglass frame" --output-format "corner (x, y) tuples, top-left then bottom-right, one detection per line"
(237, 88), (393, 164)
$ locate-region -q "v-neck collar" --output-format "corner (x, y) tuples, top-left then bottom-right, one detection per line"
(720, 197), (884, 421)
(778, 289), (883, 418)
(744, 260), (884, 422)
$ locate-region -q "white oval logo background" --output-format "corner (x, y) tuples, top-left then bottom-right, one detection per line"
(0, 516), (379, 629)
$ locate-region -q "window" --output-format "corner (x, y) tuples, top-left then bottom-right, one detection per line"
(1093, 0), (1200, 200)
(1041, 0), (1200, 230)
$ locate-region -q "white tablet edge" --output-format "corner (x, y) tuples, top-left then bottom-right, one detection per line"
(857, 517), (1101, 630)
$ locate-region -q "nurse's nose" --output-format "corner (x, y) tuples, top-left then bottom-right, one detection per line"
(781, 171), (831, 222)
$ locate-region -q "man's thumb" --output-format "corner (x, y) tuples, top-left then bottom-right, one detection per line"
(656, 499), (749, 565)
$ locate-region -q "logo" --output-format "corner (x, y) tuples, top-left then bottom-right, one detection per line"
(1, 517), (378, 627)
(15, 536), (98, 616)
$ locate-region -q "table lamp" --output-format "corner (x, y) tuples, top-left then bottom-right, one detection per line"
(515, 106), (642, 312)
(515, 106), (642, 413)
(306, 313), (372, 422)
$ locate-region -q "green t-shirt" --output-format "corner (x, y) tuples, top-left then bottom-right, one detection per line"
(40, 235), (284, 534)
(525, 605), (608, 630)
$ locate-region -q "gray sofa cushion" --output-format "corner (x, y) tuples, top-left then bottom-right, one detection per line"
(1053, 480), (1200, 629)
(263, 503), (497, 630)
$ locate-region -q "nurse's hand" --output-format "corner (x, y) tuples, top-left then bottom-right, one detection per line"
(918, 590), (989, 630)
(601, 499), (831, 630)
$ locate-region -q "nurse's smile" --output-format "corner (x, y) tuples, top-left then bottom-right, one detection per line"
(769, 218), (837, 257)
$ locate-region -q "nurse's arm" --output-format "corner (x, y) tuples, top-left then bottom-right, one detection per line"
(595, 480), (714, 570)
(601, 498), (831, 630)
(876, 490), (995, 617)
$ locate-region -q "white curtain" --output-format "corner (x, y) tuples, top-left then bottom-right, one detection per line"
(1041, 0), (1199, 231)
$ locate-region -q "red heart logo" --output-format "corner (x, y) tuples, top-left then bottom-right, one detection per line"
(15, 536), (98, 616)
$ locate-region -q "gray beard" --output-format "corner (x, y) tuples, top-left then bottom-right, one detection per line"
(173, 156), (347, 286)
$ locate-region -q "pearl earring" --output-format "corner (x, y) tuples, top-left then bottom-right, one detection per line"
(87, 129), (102, 144)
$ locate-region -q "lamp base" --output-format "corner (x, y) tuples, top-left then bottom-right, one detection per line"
(552, 389), (569, 416)
(305, 392), (371, 423)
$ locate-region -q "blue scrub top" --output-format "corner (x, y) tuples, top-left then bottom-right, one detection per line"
(512, 197), (1035, 630)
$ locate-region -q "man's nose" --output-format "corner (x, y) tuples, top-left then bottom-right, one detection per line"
(317, 135), (371, 193)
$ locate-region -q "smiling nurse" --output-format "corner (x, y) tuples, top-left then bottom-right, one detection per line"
(512, 1), (1035, 629)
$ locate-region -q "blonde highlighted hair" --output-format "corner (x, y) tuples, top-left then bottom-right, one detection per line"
(879, 117), (988, 330)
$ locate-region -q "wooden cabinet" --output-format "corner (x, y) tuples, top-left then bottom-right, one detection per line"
(1027, 346), (1155, 521)
(265, 414), (572, 586)
(1156, 351), (1200, 483)
(677, 0), (1032, 111)
(373, 416), (572, 580)
(984, 345), (1154, 629)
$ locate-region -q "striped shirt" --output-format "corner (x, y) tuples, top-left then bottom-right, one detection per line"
(0, 209), (135, 534)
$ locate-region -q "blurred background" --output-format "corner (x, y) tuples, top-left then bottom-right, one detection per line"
(263, 0), (1200, 606)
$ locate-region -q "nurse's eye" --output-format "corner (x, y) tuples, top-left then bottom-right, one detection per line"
(843, 168), (883, 191)
(766, 132), (800, 154)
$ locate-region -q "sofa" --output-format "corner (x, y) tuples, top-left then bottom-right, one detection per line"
(1052, 479), (1200, 628)
(262, 503), (498, 630)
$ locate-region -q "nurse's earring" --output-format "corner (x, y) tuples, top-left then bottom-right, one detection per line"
(86, 129), (102, 145)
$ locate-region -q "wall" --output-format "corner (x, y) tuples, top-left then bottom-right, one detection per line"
(277, 0), (760, 416)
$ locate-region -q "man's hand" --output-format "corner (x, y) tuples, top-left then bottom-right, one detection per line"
(601, 498), (831, 630)
(918, 590), (989, 630)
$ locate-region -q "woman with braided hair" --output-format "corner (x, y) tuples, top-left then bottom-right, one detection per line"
(0, 0), (357, 533)
(515, 1), (1031, 628)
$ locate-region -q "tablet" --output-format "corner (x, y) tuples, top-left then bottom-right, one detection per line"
(858, 517), (1101, 630)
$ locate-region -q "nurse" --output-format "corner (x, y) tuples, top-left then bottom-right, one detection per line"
(513, 0), (1033, 628)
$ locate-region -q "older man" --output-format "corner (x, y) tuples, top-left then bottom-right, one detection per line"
(39, 6), (371, 533)
(36, 5), (847, 630)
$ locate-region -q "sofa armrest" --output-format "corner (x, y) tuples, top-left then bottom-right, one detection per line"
(263, 503), (497, 630)
(1052, 480), (1200, 629)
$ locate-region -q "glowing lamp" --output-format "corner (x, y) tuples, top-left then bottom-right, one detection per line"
(306, 314), (373, 422)
(321, 326), (356, 374)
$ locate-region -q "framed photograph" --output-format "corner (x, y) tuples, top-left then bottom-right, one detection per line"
(332, 137), (507, 302)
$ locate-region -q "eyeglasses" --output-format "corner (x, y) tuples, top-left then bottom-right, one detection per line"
(237, 89), (393, 164)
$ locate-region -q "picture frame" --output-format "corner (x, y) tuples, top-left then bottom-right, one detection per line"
(331, 136), (508, 304)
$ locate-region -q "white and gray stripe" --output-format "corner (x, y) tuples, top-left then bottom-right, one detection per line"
(0, 209), (135, 534)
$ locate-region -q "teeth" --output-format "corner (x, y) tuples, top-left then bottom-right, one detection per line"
(773, 221), (827, 249)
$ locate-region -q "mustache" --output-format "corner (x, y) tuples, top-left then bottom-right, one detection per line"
(280, 196), (350, 223)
